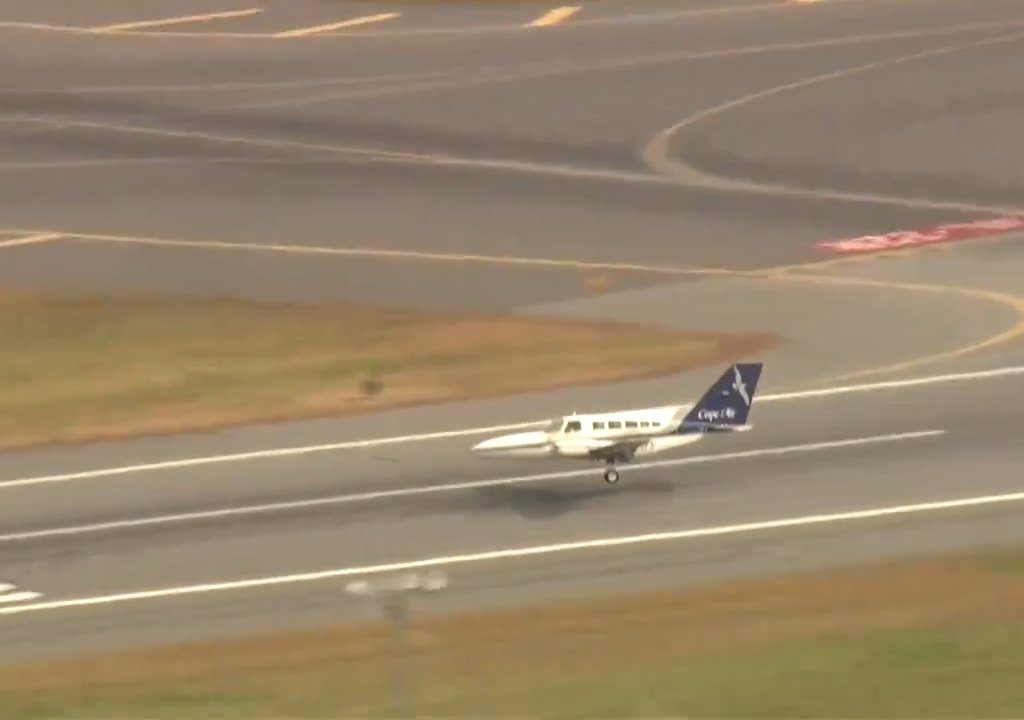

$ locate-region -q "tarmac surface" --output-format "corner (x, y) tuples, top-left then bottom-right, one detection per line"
(1, 0), (1024, 663)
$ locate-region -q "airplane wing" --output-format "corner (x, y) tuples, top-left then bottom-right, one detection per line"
(555, 438), (649, 462)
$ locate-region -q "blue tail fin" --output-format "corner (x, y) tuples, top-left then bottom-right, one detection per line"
(678, 363), (763, 430)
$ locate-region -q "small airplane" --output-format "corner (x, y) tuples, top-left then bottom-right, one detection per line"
(472, 362), (763, 484)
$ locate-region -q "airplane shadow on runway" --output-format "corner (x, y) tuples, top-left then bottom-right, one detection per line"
(468, 478), (675, 520)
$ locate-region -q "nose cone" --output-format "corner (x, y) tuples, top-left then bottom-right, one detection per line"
(472, 431), (549, 453)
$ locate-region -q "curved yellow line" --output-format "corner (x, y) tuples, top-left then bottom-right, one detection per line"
(642, 31), (1024, 217)
(640, 29), (1024, 381)
(767, 270), (1024, 380)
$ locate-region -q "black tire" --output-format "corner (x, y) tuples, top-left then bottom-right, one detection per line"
(604, 468), (620, 484)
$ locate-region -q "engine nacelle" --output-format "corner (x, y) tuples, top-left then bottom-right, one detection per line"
(551, 440), (597, 458)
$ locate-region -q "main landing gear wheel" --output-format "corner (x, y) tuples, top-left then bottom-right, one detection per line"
(604, 468), (620, 484)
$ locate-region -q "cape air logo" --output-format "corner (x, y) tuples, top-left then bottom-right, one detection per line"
(697, 407), (736, 422)
(731, 365), (751, 407)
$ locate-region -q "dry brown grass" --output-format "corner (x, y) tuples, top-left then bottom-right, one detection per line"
(0, 291), (776, 451)
(3, 548), (1024, 713)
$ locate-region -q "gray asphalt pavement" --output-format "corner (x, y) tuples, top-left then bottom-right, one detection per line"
(2, 371), (1022, 589)
(2, 372), (1024, 662)
(1, 0), (1023, 664)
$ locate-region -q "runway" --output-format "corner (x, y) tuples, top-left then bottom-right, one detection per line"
(1, 0), (1023, 664)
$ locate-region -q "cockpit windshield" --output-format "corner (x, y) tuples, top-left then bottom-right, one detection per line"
(545, 417), (583, 433)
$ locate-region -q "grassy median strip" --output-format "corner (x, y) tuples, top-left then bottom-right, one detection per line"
(3, 548), (1024, 718)
(0, 292), (774, 451)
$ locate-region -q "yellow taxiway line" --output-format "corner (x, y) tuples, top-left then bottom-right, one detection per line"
(274, 12), (399, 38)
(89, 8), (263, 33)
(528, 6), (581, 28)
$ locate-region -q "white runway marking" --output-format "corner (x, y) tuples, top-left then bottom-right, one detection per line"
(0, 430), (945, 543)
(0, 583), (42, 604)
(6, 483), (1024, 617)
(0, 232), (62, 248)
(274, 13), (399, 38)
(2, 365), (1021, 491)
(529, 6), (581, 27)
(0, 591), (43, 604)
(89, 9), (263, 33)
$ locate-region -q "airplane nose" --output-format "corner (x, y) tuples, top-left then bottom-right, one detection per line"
(472, 437), (501, 452)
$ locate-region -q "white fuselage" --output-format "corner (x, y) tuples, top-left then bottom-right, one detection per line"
(472, 405), (703, 459)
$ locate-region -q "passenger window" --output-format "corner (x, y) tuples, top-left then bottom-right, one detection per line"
(608, 421), (621, 429)
(625, 421), (638, 428)
(640, 421), (650, 428)
(593, 422), (605, 430)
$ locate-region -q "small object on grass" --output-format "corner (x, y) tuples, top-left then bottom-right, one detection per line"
(360, 375), (384, 397)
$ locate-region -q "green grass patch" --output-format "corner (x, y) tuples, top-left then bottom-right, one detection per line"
(3, 549), (1024, 718)
(0, 291), (774, 451)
